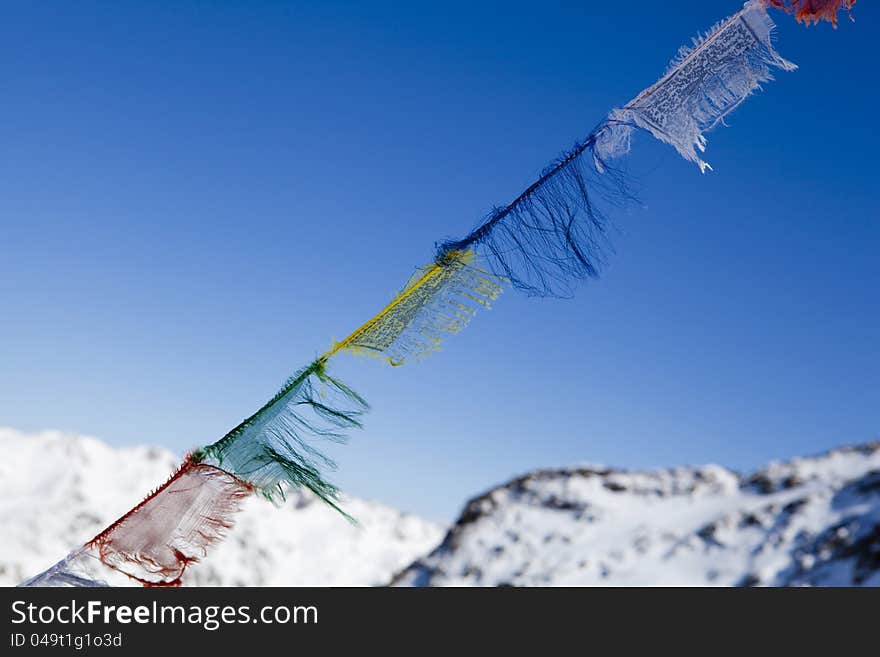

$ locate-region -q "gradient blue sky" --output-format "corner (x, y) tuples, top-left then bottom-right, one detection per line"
(1, 1), (876, 521)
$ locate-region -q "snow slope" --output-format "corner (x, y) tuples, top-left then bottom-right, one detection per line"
(5, 427), (879, 587)
(0, 428), (442, 586)
(393, 443), (880, 586)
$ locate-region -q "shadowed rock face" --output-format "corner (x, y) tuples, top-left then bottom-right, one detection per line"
(392, 443), (880, 587)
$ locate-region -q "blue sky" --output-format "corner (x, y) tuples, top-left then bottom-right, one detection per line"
(0, 1), (876, 521)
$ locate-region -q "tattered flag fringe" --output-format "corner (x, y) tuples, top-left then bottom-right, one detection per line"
(21, 2), (853, 586)
(18, 548), (108, 588)
(88, 459), (253, 586)
(197, 359), (367, 518)
(327, 249), (503, 364)
(437, 137), (633, 297)
(766, 0), (856, 26)
(21, 460), (253, 587)
(595, 0), (796, 173)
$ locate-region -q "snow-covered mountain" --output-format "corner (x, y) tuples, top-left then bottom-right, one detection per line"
(0, 428), (442, 586)
(393, 443), (880, 586)
(4, 427), (879, 586)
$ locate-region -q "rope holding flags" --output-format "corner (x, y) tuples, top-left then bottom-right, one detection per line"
(20, 0), (859, 587)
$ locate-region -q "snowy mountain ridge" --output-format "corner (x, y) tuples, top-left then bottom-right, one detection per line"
(0, 428), (442, 586)
(393, 442), (880, 586)
(3, 427), (879, 586)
